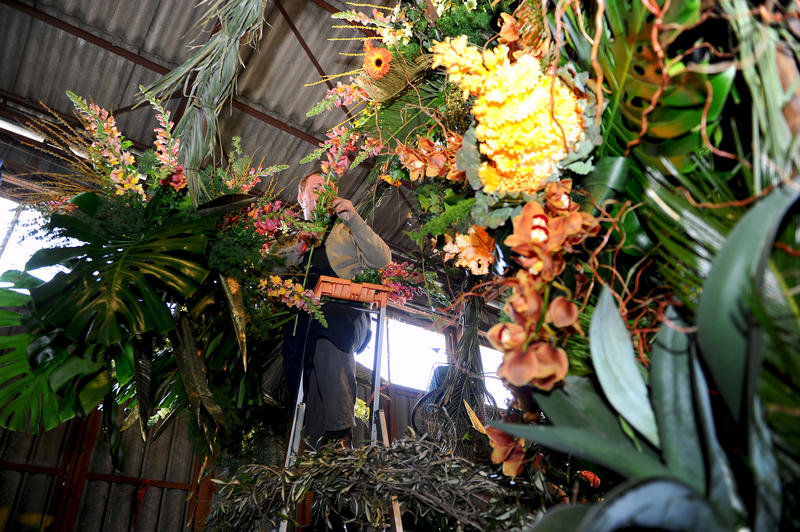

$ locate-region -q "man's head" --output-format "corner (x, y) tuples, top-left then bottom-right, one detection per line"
(298, 173), (328, 220)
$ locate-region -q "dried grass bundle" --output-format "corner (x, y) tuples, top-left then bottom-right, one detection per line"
(355, 54), (433, 104)
(207, 437), (536, 531)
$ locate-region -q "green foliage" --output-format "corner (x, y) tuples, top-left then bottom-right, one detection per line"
(561, 0), (733, 180)
(204, 136), (287, 199)
(299, 146), (325, 164)
(0, 283), (110, 432)
(470, 192), (523, 229)
(208, 438), (537, 531)
(435, 4), (494, 46)
(577, 478), (725, 531)
(415, 182), (446, 214)
(208, 226), (269, 278)
(355, 76), (444, 150)
(649, 308), (705, 494)
(306, 96), (338, 118)
(29, 213), (213, 345)
(408, 196), (476, 247)
(499, 245), (791, 530)
(399, 0), (502, 52)
(142, 0), (268, 202)
(697, 184), (800, 422)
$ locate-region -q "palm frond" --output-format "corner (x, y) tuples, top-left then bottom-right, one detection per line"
(142, 0), (268, 204)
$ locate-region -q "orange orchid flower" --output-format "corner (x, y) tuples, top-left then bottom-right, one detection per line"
(498, 340), (568, 390)
(545, 295), (580, 329)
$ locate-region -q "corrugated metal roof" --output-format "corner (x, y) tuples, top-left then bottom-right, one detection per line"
(0, 0), (416, 249)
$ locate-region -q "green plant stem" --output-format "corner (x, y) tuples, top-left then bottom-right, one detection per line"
(291, 246), (316, 336)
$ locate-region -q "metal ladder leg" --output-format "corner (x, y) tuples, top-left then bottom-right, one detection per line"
(369, 305), (387, 444)
(278, 373), (306, 532)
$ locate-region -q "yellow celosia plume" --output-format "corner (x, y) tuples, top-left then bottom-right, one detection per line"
(433, 36), (586, 195)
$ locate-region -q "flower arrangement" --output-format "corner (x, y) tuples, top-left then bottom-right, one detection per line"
(9, 1), (798, 529)
(259, 275), (326, 326)
(68, 91), (146, 198)
(433, 37), (589, 195)
(353, 260), (425, 305)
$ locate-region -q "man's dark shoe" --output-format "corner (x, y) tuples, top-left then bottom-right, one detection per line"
(320, 428), (353, 449)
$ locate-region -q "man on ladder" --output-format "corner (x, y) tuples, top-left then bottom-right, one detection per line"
(282, 172), (391, 451)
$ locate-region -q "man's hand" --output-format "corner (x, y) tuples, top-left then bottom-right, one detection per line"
(293, 230), (320, 254)
(331, 197), (356, 221)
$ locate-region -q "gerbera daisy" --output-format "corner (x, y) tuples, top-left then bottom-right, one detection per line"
(363, 40), (392, 79)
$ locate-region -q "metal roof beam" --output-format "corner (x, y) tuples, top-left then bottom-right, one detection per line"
(1, 0), (170, 74)
(274, 0), (354, 122)
(1, 0), (323, 147)
(0, 88), (151, 152)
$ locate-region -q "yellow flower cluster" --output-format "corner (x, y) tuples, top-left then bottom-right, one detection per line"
(260, 275), (315, 312)
(354, 397), (370, 424)
(432, 36), (586, 195)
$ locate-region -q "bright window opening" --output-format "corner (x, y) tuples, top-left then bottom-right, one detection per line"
(355, 317), (513, 408)
(480, 345), (513, 409)
(356, 318), (448, 390)
(0, 197), (68, 283)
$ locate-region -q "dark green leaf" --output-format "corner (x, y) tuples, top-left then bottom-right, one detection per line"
(749, 398), (782, 532)
(691, 355), (745, 524)
(30, 219), (211, 345)
(495, 422), (668, 479)
(113, 342), (134, 386)
(0, 309), (22, 327)
(172, 315), (225, 450)
(26, 245), (90, 270)
(0, 332), (81, 432)
(578, 156), (629, 214)
(132, 336), (154, 440)
(78, 370), (113, 413)
(26, 332), (64, 369)
(529, 504), (591, 531)
(535, 376), (659, 461)
(650, 307), (706, 493)
(0, 270), (45, 289)
(696, 184), (800, 421)
(356, 80), (440, 150)
(577, 477), (725, 532)
(69, 192), (101, 216)
(0, 287), (31, 308)
(456, 125), (482, 191)
(48, 356), (103, 391)
(562, 2), (733, 176)
(196, 193), (257, 218)
(590, 287), (660, 447)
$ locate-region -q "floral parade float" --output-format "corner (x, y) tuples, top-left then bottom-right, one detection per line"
(1, 0), (799, 530)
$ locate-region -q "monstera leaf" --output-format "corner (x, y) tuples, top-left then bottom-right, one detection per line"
(0, 286), (110, 431)
(562, 0), (734, 177)
(27, 216), (213, 345)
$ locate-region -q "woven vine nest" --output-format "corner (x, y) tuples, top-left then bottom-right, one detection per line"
(206, 437), (540, 531)
(355, 54), (434, 104)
